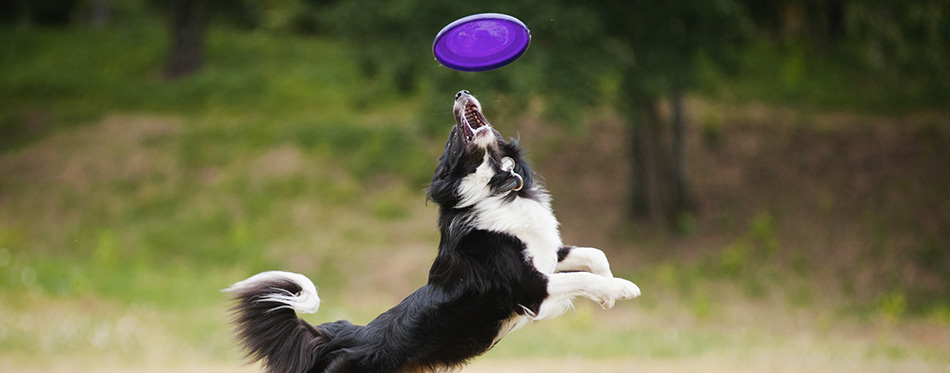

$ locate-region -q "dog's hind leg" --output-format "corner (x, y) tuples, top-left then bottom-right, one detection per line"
(556, 246), (613, 277)
(534, 272), (640, 320)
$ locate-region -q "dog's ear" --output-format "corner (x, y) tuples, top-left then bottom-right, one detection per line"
(432, 163), (448, 182)
(432, 129), (458, 182)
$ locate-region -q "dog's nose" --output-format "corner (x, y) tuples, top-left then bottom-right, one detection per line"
(455, 90), (470, 99)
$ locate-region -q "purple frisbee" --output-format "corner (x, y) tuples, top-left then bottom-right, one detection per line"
(433, 13), (531, 72)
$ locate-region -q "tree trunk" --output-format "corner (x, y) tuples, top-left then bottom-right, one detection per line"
(629, 119), (649, 218)
(164, 0), (209, 79)
(91, 0), (110, 28)
(627, 97), (665, 228)
(671, 88), (693, 214)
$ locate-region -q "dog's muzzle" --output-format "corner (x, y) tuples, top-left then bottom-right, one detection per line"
(454, 90), (492, 142)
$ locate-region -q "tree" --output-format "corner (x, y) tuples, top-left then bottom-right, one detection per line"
(164, 0), (210, 78)
(0, 0), (78, 25)
(320, 0), (749, 228)
(596, 0), (749, 225)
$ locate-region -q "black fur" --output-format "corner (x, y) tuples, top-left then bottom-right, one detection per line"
(227, 92), (561, 373)
(557, 246), (572, 262)
(228, 279), (337, 373)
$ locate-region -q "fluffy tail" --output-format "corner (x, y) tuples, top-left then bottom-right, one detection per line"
(224, 271), (325, 373)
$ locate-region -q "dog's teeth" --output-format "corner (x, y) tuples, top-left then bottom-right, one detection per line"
(463, 105), (488, 131)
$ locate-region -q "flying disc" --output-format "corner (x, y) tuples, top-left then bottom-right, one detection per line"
(433, 13), (531, 72)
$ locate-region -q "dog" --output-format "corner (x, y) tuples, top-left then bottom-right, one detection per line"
(225, 90), (641, 373)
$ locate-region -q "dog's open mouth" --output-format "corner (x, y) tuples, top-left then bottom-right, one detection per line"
(455, 91), (492, 142)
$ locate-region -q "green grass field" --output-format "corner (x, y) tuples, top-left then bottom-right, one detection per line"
(2, 18), (949, 372)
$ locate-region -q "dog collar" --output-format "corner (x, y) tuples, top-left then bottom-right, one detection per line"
(496, 157), (524, 195)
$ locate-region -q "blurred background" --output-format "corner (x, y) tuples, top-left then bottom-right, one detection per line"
(1, 0), (948, 371)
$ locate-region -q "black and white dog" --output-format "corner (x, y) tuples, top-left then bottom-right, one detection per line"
(226, 90), (640, 373)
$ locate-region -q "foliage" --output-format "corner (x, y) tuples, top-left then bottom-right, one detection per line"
(316, 1), (616, 132)
(0, 21), (436, 303)
(1, 0), (78, 25)
(843, 0), (950, 103)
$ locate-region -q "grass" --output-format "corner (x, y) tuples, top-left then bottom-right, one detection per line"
(2, 11), (950, 372)
(0, 16), (436, 277)
(0, 18), (440, 367)
(0, 19), (434, 186)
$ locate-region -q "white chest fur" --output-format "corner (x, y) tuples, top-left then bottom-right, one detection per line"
(477, 193), (562, 345)
(455, 153), (565, 345)
(456, 153), (563, 273)
(472, 194), (562, 274)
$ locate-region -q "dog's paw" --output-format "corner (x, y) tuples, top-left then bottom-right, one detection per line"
(598, 278), (641, 310)
(578, 247), (614, 277)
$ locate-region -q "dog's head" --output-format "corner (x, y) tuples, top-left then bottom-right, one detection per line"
(428, 90), (533, 209)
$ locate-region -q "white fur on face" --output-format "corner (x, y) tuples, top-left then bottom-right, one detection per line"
(471, 128), (496, 148)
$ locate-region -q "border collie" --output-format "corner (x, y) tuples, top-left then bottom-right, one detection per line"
(225, 90), (641, 372)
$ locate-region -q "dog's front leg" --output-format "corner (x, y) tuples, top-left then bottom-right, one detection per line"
(534, 272), (640, 320)
(556, 246), (613, 277)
